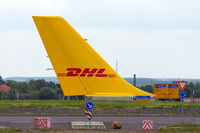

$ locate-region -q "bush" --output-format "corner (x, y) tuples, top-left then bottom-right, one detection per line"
(39, 87), (56, 100)
(29, 90), (40, 100)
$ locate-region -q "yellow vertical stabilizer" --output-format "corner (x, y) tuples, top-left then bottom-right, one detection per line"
(33, 16), (154, 97)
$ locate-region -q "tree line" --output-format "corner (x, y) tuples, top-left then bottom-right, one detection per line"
(0, 76), (86, 100)
(0, 79), (57, 100)
(1, 76), (200, 100)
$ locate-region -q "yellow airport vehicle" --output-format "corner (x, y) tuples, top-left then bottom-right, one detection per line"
(154, 83), (179, 100)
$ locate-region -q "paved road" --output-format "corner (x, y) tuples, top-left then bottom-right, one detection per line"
(0, 116), (199, 130)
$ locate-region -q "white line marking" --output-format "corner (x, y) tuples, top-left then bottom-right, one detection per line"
(11, 121), (30, 123)
(156, 122), (173, 124)
(51, 121), (68, 123)
(121, 122), (136, 123)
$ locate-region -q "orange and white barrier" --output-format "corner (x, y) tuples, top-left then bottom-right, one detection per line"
(142, 120), (153, 130)
(84, 107), (92, 120)
(87, 110), (92, 120)
(34, 117), (51, 129)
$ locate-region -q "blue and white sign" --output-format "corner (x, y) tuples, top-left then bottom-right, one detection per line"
(179, 91), (186, 99)
(155, 85), (166, 88)
(86, 102), (94, 110)
(136, 96), (150, 99)
(168, 84), (178, 88)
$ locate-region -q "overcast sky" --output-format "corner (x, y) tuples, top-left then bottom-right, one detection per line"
(0, 0), (200, 78)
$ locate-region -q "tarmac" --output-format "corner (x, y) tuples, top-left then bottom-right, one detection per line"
(0, 116), (198, 130)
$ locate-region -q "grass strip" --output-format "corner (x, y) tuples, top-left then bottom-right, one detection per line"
(0, 100), (199, 109)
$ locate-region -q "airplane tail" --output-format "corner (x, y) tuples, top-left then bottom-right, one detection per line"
(33, 16), (154, 97)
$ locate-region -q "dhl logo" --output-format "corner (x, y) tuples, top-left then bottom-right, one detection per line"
(57, 68), (116, 78)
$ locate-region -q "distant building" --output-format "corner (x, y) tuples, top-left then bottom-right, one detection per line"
(0, 84), (10, 92)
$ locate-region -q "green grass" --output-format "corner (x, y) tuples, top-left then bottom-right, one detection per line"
(0, 128), (22, 133)
(0, 100), (198, 109)
(0, 100), (84, 109)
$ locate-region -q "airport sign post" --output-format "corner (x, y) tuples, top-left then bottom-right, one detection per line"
(178, 81), (187, 123)
(179, 91), (186, 123)
(178, 81), (187, 91)
(179, 91), (186, 99)
(86, 102), (94, 110)
(85, 101), (94, 124)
